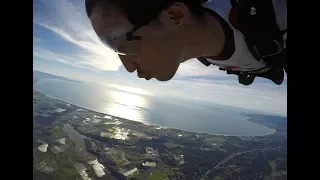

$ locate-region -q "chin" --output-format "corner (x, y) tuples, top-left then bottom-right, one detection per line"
(156, 74), (175, 82)
(156, 78), (170, 82)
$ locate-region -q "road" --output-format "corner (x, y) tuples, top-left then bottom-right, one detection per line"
(214, 146), (282, 169)
(201, 146), (283, 179)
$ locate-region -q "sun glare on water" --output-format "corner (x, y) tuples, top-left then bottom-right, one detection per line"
(107, 84), (153, 96)
(103, 89), (150, 123)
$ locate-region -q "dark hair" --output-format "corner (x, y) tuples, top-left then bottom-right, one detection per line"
(85, 0), (208, 26)
(85, 0), (100, 17)
(85, 0), (125, 17)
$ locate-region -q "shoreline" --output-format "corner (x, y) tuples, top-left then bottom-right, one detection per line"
(33, 88), (276, 137)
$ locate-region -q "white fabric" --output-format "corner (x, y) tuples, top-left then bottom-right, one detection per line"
(202, 0), (287, 71)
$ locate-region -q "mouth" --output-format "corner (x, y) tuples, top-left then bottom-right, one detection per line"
(145, 76), (151, 80)
(138, 73), (152, 80)
(137, 68), (151, 80)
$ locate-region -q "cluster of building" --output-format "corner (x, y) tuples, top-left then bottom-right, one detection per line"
(87, 159), (106, 177)
(74, 163), (92, 180)
(37, 138), (68, 155)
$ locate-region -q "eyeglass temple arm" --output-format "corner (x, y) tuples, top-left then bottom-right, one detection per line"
(126, 26), (142, 41)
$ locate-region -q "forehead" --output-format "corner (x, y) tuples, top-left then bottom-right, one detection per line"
(89, 5), (129, 36)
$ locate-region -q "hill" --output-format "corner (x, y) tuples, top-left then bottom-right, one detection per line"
(33, 70), (82, 85)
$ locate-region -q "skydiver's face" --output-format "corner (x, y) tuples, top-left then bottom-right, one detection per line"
(89, 4), (190, 81)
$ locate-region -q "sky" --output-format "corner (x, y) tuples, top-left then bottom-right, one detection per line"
(33, 0), (287, 117)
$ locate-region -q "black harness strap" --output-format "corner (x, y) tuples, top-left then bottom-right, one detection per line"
(197, 8), (235, 67)
(198, 0), (287, 85)
(197, 57), (212, 66)
(228, 0), (286, 69)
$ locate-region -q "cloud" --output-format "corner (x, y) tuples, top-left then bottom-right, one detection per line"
(33, 0), (121, 71)
(177, 58), (230, 77)
(33, 47), (111, 72)
(33, 36), (42, 42)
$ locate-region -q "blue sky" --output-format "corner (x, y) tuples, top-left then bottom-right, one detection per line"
(33, 0), (287, 116)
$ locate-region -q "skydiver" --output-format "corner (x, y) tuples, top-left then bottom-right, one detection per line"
(85, 0), (287, 85)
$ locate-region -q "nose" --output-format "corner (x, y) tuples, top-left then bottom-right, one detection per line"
(118, 55), (138, 73)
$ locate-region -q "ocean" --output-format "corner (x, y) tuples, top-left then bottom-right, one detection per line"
(34, 79), (276, 136)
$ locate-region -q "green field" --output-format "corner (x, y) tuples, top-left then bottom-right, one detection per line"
(52, 154), (80, 180)
(102, 124), (114, 130)
(269, 160), (276, 171)
(50, 126), (65, 139)
(213, 176), (224, 180)
(164, 142), (184, 149)
(34, 146), (51, 162)
(126, 151), (146, 161)
(109, 149), (123, 160)
(212, 137), (226, 144)
(147, 170), (168, 180)
(107, 148), (132, 165)
(63, 143), (78, 160)
(34, 145), (80, 180)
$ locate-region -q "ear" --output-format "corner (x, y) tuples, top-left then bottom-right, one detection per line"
(158, 3), (191, 32)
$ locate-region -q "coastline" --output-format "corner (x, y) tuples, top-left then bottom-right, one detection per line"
(33, 88), (276, 137)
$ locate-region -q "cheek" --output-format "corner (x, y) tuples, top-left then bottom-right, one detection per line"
(139, 39), (162, 66)
(140, 37), (180, 65)
(139, 39), (181, 80)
